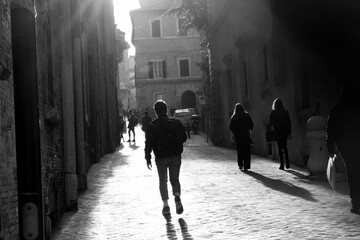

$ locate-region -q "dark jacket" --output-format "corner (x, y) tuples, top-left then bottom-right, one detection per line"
(229, 112), (254, 142)
(270, 109), (291, 137)
(128, 115), (138, 129)
(145, 115), (187, 161)
(326, 103), (360, 155)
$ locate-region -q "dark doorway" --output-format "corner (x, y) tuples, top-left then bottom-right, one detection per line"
(181, 91), (196, 108)
(11, 7), (43, 239)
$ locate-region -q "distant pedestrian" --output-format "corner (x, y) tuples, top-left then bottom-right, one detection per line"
(145, 100), (187, 216)
(118, 115), (125, 142)
(141, 111), (152, 133)
(229, 103), (254, 171)
(270, 98), (292, 170)
(127, 109), (138, 142)
(326, 83), (360, 215)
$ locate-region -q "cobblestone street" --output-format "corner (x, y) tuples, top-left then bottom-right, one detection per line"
(54, 127), (360, 240)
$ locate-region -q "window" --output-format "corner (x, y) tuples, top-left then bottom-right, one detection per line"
(155, 93), (163, 101)
(179, 59), (190, 77)
(148, 60), (166, 79)
(151, 19), (161, 38)
(178, 18), (188, 36)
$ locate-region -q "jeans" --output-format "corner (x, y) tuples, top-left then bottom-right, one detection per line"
(276, 136), (289, 165)
(156, 155), (182, 200)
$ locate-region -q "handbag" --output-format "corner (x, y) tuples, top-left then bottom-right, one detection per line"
(326, 155), (336, 190)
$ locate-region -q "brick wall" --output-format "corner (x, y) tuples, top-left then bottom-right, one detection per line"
(0, 0), (18, 239)
(35, 0), (66, 235)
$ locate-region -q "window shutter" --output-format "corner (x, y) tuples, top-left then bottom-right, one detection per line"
(162, 61), (166, 78)
(148, 62), (153, 79)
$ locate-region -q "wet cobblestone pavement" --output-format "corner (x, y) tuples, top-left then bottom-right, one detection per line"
(54, 127), (360, 239)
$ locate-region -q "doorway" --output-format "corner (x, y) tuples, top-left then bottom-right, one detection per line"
(181, 90), (196, 108)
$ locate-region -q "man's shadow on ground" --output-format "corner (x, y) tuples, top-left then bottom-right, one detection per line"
(128, 142), (140, 150)
(243, 171), (317, 202)
(164, 215), (194, 240)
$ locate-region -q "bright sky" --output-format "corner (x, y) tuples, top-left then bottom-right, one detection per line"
(113, 0), (140, 56)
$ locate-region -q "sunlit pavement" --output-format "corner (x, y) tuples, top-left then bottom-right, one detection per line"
(53, 126), (360, 240)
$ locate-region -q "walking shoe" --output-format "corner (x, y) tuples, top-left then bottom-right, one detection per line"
(175, 196), (184, 214)
(279, 165), (284, 170)
(127, 140), (131, 142)
(132, 139), (135, 142)
(162, 206), (170, 216)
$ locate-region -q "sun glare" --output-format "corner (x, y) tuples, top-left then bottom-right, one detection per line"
(113, 0), (140, 55)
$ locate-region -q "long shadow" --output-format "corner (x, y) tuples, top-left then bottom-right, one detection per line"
(285, 169), (310, 180)
(164, 215), (194, 240)
(164, 215), (178, 240)
(129, 143), (140, 150)
(178, 218), (194, 240)
(244, 171), (318, 202)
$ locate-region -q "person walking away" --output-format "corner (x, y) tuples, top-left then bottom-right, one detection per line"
(141, 111), (152, 133)
(326, 83), (360, 215)
(145, 100), (187, 216)
(127, 109), (138, 142)
(229, 103), (254, 171)
(118, 115), (125, 142)
(270, 98), (292, 170)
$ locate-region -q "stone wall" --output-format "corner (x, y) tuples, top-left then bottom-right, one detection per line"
(0, 0), (17, 238)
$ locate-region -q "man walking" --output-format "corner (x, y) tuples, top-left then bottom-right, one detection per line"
(127, 109), (138, 142)
(141, 110), (152, 133)
(326, 83), (360, 215)
(145, 100), (187, 216)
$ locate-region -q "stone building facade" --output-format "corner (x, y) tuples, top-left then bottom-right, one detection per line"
(207, 0), (358, 167)
(116, 29), (133, 114)
(130, 0), (206, 118)
(0, 0), (120, 239)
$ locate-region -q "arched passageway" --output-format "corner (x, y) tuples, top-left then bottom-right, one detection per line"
(181, 90), (196, 108)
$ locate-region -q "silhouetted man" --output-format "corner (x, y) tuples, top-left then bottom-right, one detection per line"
(326, 83), (360, 215)
(145, 100), (187, 216)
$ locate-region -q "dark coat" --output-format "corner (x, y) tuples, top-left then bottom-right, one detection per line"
(326, 103), (360, 155)
(229, 112), (254, 142)
(141, 115), (152, 132)
(270, 109), (291, 138)
(128, 115), (138, 129)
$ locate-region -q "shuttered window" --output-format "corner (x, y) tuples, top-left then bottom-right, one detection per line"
(178, 18), (188, 36)
(151, 19), (161, 38)
(148, 60), (166, 79)
(179, 59), (190, 77)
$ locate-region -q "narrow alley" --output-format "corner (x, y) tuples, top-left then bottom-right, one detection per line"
(53, 127), (360, 240)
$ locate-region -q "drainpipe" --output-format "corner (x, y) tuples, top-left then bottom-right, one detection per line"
(60, 0), (78, 210)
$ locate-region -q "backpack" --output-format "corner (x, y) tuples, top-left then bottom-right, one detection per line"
(129, 115), (138, 127)
(153, 118), (187, 157)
